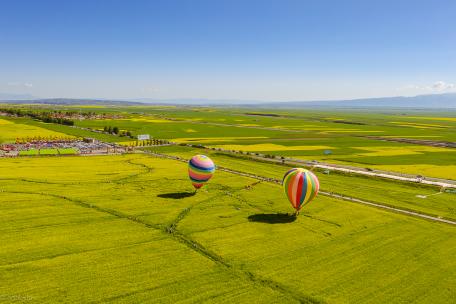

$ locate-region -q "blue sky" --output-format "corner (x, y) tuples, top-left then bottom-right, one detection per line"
(1, 0), (455, 101)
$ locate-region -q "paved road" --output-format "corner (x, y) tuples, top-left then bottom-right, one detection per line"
(208, 149), (456, 189)
(143, 151), (456, 226)
(312, 163), (456, 188)
(74, 119), (456, 188)
(144, 115), (456, 188)
(319, 191), (456, 226)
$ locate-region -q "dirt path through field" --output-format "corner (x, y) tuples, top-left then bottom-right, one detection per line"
(143, 151), (456, 226)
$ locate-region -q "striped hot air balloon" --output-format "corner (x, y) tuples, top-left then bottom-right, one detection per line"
(188, 155), (215, 190)
(282, 168), (319, 214)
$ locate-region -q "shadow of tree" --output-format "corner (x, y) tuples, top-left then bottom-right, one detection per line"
(157, 192), (196, 199)
(248, 213), (297, 224)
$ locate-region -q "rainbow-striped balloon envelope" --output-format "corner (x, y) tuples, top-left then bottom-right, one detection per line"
(188, 155), (216, 190)
(282, 168), (319, 214)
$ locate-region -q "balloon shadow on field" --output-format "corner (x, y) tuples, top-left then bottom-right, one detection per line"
(157, 192), (196, 199)
(248, 213), (297, 224)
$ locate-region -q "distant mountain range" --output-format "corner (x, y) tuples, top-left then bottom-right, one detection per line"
(0, 97), (145, 106)
(1, 93), (456, 109)
(0, 92), (36, 100)
(256, 93), (456, 109)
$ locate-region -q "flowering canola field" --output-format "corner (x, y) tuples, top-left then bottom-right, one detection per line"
(1, 155), (454, 303)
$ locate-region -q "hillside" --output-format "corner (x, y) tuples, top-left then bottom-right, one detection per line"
(2, 93), (456, 109)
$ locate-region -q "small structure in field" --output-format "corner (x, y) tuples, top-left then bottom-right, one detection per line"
(83, 137), (96, 144)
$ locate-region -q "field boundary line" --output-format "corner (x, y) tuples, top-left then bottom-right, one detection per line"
(0, 239), (158, 268)
(114, 158), (154, 183)
(219, 151), (456, 188)
(157, 143), (455, 188)
(318, 191), (456, 225)
(1, 188), (318, 303)
(143, 151), (456, 226)
(167, 229), (320, 304)
(134, 114), (455, 187)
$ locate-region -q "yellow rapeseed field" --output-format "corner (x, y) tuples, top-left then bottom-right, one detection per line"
(123, 117), (172, 123)
(390, 121), (448, 129)
(212, 143), (333, 152)
(404, 116), (456, 122)
(372, 164), (456, 180)
(354, 146), (455, 157)
(1, 154), (455, 303)
(0, 119), (72, 143)
(173, 136), (269, 143)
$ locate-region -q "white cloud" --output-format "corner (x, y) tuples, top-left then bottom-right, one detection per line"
(432, 81), (454, 91)
(7, 82), (33, 88)
(398, 81), (455, 93)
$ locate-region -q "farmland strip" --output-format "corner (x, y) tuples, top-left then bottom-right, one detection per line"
(143, 151), (456, 226)
(1, 189), (318, 303)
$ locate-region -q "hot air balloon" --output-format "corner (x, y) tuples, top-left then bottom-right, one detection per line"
(282, 168), (319, 215)
(188, 155), (215, 190)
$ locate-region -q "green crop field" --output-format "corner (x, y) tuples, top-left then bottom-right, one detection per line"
(4, 3), (456, 303)
(0, 154), (455, 303)
(147, 145), (456, 220)
(58, 147), (78, 155)
(38, 148), (59, 155)
(16, 148), (77, 157)
(26, 106), (452, 179)
(1, 105), (455, 303)
(18, 149), (39, 156)
(4, 105), (455, 179)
